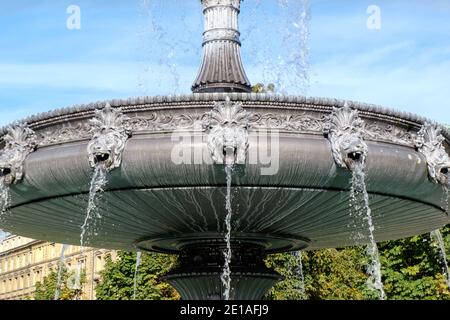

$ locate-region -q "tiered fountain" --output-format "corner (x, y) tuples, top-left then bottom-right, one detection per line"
(1, 0), (450, 300)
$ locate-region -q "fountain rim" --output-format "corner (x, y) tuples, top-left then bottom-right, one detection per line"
(7, 185), (447, 215)
(1, 93), (449, 142)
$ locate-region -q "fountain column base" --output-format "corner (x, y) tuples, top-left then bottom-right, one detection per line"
(162, 241), (282, 300)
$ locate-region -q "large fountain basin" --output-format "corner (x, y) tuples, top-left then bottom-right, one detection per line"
(1, 93), (449, 252)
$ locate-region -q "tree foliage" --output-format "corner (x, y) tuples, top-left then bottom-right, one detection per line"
(95, 251), (179, 300)
(265, 247), (375, 300)
(264, 227), (450, 300)
(34, 266), (85, 300)
(379, 227), (450, 300)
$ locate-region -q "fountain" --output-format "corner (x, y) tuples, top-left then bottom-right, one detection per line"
(1, 0), (450, 300)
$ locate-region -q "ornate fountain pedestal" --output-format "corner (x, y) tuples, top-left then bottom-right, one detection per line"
(192, 0), (251, 93)
(162, 241), (281, 300)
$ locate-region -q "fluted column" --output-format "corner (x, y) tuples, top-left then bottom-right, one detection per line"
(192, 0), (252, 93)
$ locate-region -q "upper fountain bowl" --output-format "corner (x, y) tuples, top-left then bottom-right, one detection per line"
(1, 93), (449, 252)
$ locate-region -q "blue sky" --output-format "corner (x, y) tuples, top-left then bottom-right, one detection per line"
(0, 0), (449, 126)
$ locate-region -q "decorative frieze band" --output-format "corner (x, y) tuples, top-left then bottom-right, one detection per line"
(28, 107), (420, 148)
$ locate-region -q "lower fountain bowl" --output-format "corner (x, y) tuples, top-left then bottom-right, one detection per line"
(161, 240), (283, 300)
(163, 272), (281, 300)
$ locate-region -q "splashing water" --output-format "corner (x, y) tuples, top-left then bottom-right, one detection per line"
(350, 164), (386, 300)
(293, 251), (305, 297)
(243, 0), (311, 95)
(133, 251), (142, 300)
(137, 0), (310, 96)
(80, 165), (108, 248)
(221, 165), (233, 300)
(430, 229), (450, 289)
(137, 0), (201, 95)
(54, 244), (70, 300)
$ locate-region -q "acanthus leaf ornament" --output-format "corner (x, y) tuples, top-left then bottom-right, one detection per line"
(324, 103), (368, 170)
(202, 97), (251, 165)
(87, 104), (132, 171)
(414, 122), (450, 186)
(0, 123), (37, 185)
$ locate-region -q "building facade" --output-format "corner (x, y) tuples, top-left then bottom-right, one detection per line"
(0, 235), (116, 300)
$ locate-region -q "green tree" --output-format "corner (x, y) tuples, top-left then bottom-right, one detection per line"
(95, 251), (179, 300)
(264, 252), (304, 300)
(265, 247), (375, 300)
(265, 227), (450, 300)
(35, 266), (85, 300)
(379, 228), (450, 300)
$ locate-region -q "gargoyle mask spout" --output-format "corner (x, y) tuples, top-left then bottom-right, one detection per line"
(87, 104), (132, 171)
(415, 122), (450, 186)
(0, 123), (37, 185)
(203, 97), (251, 166)
(324, 103), (368, 171)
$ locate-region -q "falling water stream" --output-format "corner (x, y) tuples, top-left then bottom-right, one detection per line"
(54, 244), (69, 300)
(0, 177), (10, 220)
(221, 165), (233, 300)
(350, 164), (386, 300)
(430, 229), (450, 289)
(75, 164), (108, 292)
(80, 165), (108, 248)
(293, 251), (305, 296)
(133, 251), (142, 300)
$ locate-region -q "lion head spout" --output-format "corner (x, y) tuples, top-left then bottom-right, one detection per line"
(202, 97), (251, 166)
(87, 104), (132, 171)
(324, 103), (368, 170)
(0, 123), (37, 185)
(415, 123), (450, 186)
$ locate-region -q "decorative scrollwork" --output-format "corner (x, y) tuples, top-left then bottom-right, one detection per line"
(364, 123), (416, 147)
